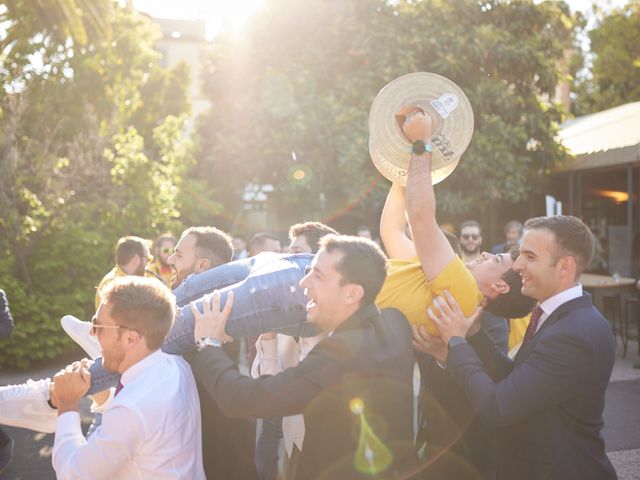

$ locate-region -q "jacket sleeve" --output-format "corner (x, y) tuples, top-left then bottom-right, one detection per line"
(185, 338), (345, 419)
(467, 328), (513, 381)
(0, 290), (14, 338)
(447, 329), (597, 428)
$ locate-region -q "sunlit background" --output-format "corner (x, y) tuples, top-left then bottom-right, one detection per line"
(134, 0), (265, 38)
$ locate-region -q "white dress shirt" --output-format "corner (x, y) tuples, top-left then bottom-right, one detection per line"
(536, 283), (583, 333)
(53, 350), (205, 480)
(251, 334), (325, 457)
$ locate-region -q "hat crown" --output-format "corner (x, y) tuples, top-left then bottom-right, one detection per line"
(368, 72), (474, 185)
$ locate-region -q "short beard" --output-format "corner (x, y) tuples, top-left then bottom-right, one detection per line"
(462, 245), (479, 255)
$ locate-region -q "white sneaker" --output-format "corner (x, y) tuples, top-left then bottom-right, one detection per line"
(0, 379), (56, 433)
(61, 315), (101, 360)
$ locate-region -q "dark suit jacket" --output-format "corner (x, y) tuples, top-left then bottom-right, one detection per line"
(448, 293), (617, 480)
(197, 337), (258, 480)
(416, 311), (508, 480)
(187, 305), (418, 480)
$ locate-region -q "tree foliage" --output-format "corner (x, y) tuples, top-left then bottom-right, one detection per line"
(573, 1), (640, 115)
(0, 1), (192, 368)
(195, 0), (577, 231)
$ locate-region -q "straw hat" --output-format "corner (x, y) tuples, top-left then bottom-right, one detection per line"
(368, 72), (474, 185)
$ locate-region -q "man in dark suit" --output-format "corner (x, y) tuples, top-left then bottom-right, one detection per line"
(168, 227), (258, 480)
(186, 234), (418, 480)
(430, 215), (617, 480)
(415, 311), (508, 480)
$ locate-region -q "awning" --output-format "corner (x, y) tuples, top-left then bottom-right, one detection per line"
(555, 102), (640, 173)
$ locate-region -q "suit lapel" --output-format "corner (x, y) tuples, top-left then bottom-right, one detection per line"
(514, 293), (593, 363)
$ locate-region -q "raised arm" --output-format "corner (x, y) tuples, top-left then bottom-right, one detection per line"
(380, 183), (416, 260)
(403, 110), (455, 281)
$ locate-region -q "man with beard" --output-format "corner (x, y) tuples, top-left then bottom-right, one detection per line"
(459, 220), (483, 264)
(52, 277), (205, 479)
(166, 226), (258, 480)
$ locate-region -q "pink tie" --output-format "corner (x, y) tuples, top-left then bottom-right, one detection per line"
(114, 381), (124, 397)
(522, 305), (544, 347)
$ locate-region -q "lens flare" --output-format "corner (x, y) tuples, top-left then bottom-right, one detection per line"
(350, 397), (393, 475)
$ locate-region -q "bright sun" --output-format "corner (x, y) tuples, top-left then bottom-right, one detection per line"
(134, 0), (265, 37)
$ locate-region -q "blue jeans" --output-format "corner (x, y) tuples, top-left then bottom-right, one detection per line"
(256, 417), (283, 480)
(86, 252), (315, 395)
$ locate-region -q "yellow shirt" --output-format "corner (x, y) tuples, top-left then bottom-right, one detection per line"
(95, 265), (127, 310)
(149, 260), (172, 287)
(95, 266), (159, 309)
(376, 256), (483, 336)
(508, 314), (531, 351)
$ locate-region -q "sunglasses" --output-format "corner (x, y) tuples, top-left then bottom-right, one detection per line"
(91, 317), (131, 335)
(461, 234), (480, 241)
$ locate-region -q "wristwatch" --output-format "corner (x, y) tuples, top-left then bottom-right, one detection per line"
(196, 337), (223, 350)
(447, 336), (467, 349)
(411, 140), (433, 155)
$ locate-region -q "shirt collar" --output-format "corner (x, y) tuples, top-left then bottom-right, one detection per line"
(120, 349), (165, 388)
(539, 284), (583, 318)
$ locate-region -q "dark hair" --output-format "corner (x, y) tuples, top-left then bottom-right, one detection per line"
(319, 234), (388, 305)
(524, 216), (595, 277)
(249, 232), (281, 254)
(182, 227), (233, 268)
(484, 247), (536, 318)
(154, 233), (176, 250)
(100, 276), (175, 350)
(504, 220), (523, 234)
(459, 220), (481, 234)
(442, 230), (462, 258)
(115, 236), (149, 266)
(289, 222), (338, 253)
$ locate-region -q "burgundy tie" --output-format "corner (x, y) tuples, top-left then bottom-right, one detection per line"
(114, 381), (124, 397)
(522, 305), (544, 347)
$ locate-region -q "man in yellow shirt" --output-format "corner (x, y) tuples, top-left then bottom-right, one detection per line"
(377, 108), (534, 336)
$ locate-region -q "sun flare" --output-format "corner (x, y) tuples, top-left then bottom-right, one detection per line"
(134, 0), (265, 37)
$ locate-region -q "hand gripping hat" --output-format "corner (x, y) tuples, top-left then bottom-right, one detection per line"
(368, 72), (474, 185)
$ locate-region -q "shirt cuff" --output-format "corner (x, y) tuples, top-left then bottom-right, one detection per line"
(56, 411), (83, 434)
(90, 387), (115, 414)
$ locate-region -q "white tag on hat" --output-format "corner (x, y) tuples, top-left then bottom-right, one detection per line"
(430, 93), (459, 119)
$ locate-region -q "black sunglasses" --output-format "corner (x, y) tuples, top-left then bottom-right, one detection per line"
(461, 234), (479, 241)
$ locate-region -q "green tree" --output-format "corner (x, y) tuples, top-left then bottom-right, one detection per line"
(0, 2), (193, 368)
(573, 1), (640, 115)
(195, 0), (578, 231)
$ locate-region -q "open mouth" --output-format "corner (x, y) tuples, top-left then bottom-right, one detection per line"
(306, 299), (317, 311)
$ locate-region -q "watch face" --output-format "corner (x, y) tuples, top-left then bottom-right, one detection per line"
(412, 140), (426, 155)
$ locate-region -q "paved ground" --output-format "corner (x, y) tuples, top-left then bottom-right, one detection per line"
(1, 341), (639, 479)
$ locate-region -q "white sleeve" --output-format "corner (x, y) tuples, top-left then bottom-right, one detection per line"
(250, 336), (280, 378)
(297, 334), (325, 362)
(53, 406), (144, 479)
(89, 388), (115, 414)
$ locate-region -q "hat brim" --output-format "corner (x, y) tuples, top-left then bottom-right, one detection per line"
(369, 72), (474, 185)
